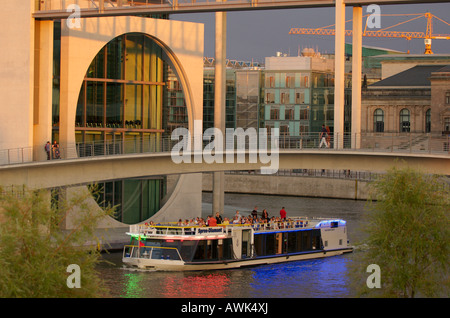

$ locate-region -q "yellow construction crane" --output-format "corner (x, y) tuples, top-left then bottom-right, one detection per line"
(289, 13), (450, 54)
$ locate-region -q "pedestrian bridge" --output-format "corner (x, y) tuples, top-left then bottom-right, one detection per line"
(0, 149), (448, 189)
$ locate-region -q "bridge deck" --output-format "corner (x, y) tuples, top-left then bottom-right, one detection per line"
(34, 0), (450, 19)
(0, 149), (448, 189)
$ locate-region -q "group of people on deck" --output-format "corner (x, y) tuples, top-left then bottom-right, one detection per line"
(148, 206), (308, 229)
(197, 206), (289, 227)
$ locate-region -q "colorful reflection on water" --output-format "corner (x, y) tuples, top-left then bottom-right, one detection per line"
(99, 253), (353, 298)
(160, 273), (231, 298)
(247, 257), (351, 298)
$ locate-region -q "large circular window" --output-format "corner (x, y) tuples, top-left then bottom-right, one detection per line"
(75, 33), (188, 224)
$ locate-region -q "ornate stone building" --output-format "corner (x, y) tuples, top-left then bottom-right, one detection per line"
(361, 55), (450, 151)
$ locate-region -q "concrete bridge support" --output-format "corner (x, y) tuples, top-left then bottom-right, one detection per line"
(213, 8), (227, 215)
(352, 6), (363, 149)
(334, 0), (346, 149)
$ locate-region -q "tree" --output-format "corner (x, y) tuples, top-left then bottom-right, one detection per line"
(0, 185), (115, 297)
(354, 166), (449, 297)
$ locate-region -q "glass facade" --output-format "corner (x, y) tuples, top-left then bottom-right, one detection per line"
(203, 68), (236, 131)
(75, 33), (166, 144)
(235, 70), (263, 131)
(262, 68), (352, 146)
(263, 71), (312, 136)
(48, 31), (188, 225)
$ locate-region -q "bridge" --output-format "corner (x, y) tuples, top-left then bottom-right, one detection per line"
(34, 0), (450, 19)
(0, 144), (448, 189)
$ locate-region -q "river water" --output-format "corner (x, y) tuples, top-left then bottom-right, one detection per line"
(97, 192), (369, 299)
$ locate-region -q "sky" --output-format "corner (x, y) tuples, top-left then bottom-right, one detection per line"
(174, 2), (450, 64)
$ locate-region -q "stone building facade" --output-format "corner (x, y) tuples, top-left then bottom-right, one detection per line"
(361, 56), (450, 152)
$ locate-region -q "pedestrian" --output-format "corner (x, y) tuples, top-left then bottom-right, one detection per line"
(44, 141), (51, 160)
(319, 124), (328, 148)
(326, 126), (331, 147)
(280, 207), (287, 221)
(52, 140), (60, 159)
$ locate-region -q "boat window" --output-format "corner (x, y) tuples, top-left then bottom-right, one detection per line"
(242, 230), (252, 258)
(287, 232), (297, 253)
(179, 240), (198, 262)
(265, 233), (276, 256)
(302, 231), (311, 250)
(192, 238), (233, 262)
(254, 229), (323, 257)
(254, 234), (264, 257)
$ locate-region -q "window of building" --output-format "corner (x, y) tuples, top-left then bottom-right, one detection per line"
(74, 33), (188, 225)
(399, 108), (410, 132)
(444, 117), (450, 132)
(265, 75), (275, 88)
(445, 92), (450, 105)
(373, 108), (384, 133)
(285, 109), (294, 120)
(270, 108), (279, 120)
(286, 75), (295, 88)
(295, 92), (305, 104)
(425, 108), (431, 133)
(266, 92), (275, 104)
(300, 107), (309, 120)
(303, 75), (309, 88)
(280, 92), (289, 104)
(280, 125), (289, 136)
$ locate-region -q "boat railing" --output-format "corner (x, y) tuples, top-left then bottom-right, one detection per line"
(130, 218), (316, 237)
(251, 219), (311, 232)
(123, 244), (183, 262)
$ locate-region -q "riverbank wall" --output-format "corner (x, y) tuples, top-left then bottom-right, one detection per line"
(202, 172), (372, 200)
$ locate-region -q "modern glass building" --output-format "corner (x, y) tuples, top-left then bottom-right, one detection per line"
(235, 69), (264, 131)
(52, 24), (190, 224)
(262, 50), (352, 146)
(203, 68), (237, 131)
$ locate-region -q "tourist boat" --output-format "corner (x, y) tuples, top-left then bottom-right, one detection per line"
(122, 217), (353, 271)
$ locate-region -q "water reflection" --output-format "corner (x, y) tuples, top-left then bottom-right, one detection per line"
(160, 273), (231, 298)
(248, 256), (351, 298)
(122, 272), (146, 298)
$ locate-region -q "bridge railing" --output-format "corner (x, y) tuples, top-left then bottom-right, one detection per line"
(0, 132), (448, 166)
(36, 0), (253, 12)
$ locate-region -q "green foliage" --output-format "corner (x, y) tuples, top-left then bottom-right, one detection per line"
(0, 186), (115, 298)
(355, 166), (449, 297)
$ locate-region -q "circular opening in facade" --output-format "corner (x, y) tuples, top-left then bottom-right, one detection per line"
(75, 32), (188, 225)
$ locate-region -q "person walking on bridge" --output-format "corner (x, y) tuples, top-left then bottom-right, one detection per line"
(319, 125), (329, 148)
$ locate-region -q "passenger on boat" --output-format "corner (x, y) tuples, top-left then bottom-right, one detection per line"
(280, 207), (287, 221)
(251, 206), (258, 219)
(215, 212), (223, 224)
(207, 215), (217, 226)
(262, 209), (269, 221)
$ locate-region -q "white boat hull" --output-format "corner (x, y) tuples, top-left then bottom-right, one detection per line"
(122, 247), (353, 271)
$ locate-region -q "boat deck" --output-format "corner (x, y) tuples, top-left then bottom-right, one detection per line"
(128, 217), (322, 239)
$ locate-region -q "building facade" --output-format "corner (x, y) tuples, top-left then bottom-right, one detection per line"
(361, 55), (450, 151)
(0, 2), (204, 227)
(262, 49), (351, 147)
